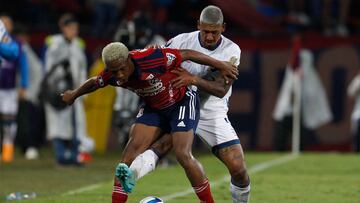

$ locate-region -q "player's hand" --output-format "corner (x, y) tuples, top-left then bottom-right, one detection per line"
(171, 68), (197, 88)
(18, 88), (26, 100)
(220, 61), (238, 84)
(61, 90), (76, 105)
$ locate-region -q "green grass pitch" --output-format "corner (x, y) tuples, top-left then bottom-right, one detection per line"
(1, 151), (360, 203)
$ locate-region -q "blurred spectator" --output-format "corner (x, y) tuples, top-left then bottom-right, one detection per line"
(42, 13), (93, 166)
(112, 11), (166, 146)
(324, 0), (350, 36)
(0, 15), (28, 163)
(272, 33), (332, 151)
(347, 71), (360, 152)
(309, 0), (351, 36)
(83, 47), (116, 153)
(14, 25), (45, 160)
(113, 11), (166, 50)
(89, 0), (125, 38)
(286, 0), (310, 28)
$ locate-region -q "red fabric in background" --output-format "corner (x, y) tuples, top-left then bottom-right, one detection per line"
(209, 0), (283, 32)
(290, 35), (302, 70)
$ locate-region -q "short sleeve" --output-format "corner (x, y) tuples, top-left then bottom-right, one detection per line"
(164, 34), (183, 49)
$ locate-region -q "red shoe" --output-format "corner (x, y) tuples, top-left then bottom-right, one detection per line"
(78, 152), (92, 163)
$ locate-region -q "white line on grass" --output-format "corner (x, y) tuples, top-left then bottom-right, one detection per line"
(63, 182), (108, 196)
(160, 153), (298, 202)
(63, 154), (298, 199)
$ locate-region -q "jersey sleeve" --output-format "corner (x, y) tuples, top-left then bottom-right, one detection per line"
(95, 69), (119, 88)
(230, 44), (241, 67)
(160, 48), (182, 70)
(0, 36), (20, 61)
(18, 47), (29, 88)
(164, 34), (183, 49)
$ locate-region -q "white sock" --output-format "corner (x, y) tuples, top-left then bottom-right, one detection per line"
(130, 149), (159, 180)
(230, 182), (250, 203)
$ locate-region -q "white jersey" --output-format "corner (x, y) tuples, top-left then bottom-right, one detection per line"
(166, 31), (241, 119)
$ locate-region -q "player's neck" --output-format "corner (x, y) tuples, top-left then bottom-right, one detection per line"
(128, 57), (136, 76)
(198, 33), (222, 51)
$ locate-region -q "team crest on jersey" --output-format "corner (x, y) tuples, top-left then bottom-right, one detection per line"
(166, 53), (176, 66)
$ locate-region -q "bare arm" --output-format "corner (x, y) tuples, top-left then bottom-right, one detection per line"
(61, 76), (99, 105)
(179, 49), (238, 81)
(193, 73), (233, 98)
(171, 68), (233, 98)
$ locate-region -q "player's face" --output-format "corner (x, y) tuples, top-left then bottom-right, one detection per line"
(197, 22), (225, 49)
(61, 22), (79, 41)
(0, 16), (13, 33)
(107, 58), (132, 85)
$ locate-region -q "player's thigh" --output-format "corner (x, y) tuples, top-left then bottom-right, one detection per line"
(196, 117), (247, 171)
(121, 123), (162, 164)
(171, 130), (195, 156)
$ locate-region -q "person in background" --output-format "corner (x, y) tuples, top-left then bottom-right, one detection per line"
(43, 13), (93, 166)
(0, 15), (28, 163)
(14, 24), (44, 160)
(89, 0), (125, 38)
(347, 70), (360, 152)
(112, 11), (166, 147)
(273, 33), (333, 151)
(83, 46), (116, 153)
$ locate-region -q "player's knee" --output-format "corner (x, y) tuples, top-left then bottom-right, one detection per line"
(175, 149), (193, 166)
(230, 167), (250, 185)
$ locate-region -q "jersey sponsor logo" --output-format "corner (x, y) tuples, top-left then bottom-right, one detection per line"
(177, 121), (186, 127)
(166, 53), (176, 66)
(134, 77), (165, 97)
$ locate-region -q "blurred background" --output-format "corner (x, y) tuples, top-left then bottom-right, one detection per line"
(1, 0), (360, 161)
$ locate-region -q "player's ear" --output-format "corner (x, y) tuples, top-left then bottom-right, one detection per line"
(222, 23), (226, 33)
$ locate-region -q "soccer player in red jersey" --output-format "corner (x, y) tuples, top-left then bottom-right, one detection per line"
(62, 42), (237, 203)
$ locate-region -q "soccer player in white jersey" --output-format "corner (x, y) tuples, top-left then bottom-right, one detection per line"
(127, 5), (250, 203)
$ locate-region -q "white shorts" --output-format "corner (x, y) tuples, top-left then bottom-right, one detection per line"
(196, 116), (240, 154)
(0, 89), (18, 115)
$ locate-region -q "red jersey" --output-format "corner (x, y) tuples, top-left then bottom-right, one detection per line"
(96, 47), (187, 109)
